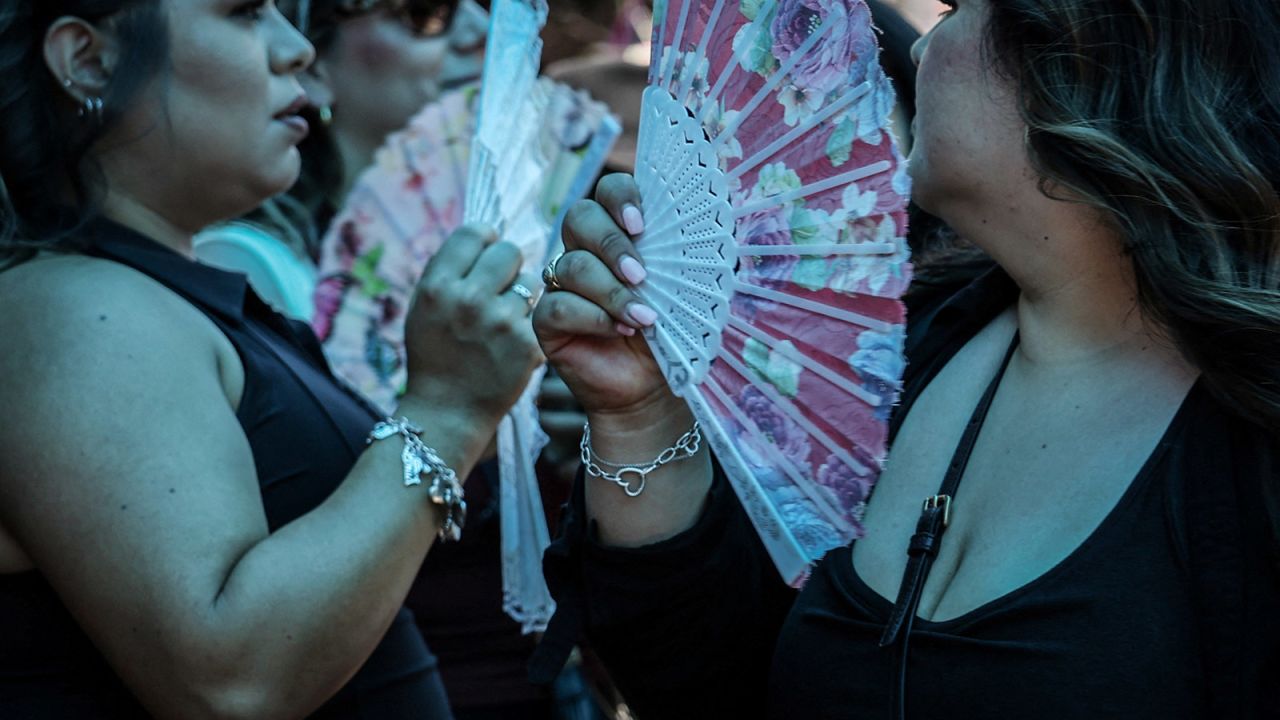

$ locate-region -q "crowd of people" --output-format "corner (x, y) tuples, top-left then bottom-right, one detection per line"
(0, 0), (1276, 719)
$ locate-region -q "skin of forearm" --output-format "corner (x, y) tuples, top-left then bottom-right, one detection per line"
(163, 397), (496, 719)
(584, 397), (714, 548)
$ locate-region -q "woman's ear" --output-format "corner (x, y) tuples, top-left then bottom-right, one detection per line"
(43, 16), (118, 103)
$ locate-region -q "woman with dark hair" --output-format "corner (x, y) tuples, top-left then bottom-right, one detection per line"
(527, 0), (1280, 717)
(0, 1), (540, 717)
(193, 0), (488, 319)
(196, 4), (597, 718)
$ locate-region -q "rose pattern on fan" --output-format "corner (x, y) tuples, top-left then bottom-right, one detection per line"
(737, 203), (798, 288)
(771, 0), (863, 96)
(737, 385), (813, 471)
(815, 452), (871, 522)
(848, 324), (905, 420)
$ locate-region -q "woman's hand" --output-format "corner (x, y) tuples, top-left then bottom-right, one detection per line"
(534, 175), (711, 547)
(402, 224), (543, 429)
(533, 174), (681, 426)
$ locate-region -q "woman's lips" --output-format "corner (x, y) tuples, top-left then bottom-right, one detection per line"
(276, 115), (310, 138)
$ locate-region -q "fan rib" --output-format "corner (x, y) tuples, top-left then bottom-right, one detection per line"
(739, 242), (898, 257)
(733, 161), (892, 217)
(683, 391), (813, 582)
(659, 0), (696, 91)
(726, 316), (887, 408)
(701, 373), (855, 532)
(639, 278), (723, 361)
(733, 279), (895, 334)
(648, 1), (671, 86)
(644, 255), (733, 275)
(696, 0), (779, 124)
(717, 351), (873, 478)
(728, 81), (874, 182)
(641, 170), (716, 239)
(680, 0), (731, 102)
(709, 12), (842, 145)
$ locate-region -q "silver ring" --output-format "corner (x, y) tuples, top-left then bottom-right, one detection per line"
(542, 251), (565, 291)
(509, 282), (536, 309)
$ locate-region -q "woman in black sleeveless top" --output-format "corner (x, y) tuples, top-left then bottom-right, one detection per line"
(0, 2), (543, 717)
(523, 0), (1280, 717)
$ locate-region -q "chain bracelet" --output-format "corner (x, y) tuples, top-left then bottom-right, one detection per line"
(580, 422), (702, 497)
(368, 417), (467, 542)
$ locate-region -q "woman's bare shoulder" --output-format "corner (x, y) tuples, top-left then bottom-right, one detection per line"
(0, 251), (215, 347)
(0, 251), (236, 405)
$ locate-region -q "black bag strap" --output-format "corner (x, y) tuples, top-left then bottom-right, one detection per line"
(879, 332), (1019, 720)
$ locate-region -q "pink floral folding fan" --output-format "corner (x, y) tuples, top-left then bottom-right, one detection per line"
(633, 0), (912, 585)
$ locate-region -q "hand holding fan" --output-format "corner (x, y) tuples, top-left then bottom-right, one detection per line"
(632, 0), (912, 585)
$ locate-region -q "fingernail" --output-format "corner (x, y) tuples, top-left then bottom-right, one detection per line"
(614, 322), (637, 337)
(626, 303), (658, 327)
(619, 255), (647, 285)
(622, 205), (645, 236)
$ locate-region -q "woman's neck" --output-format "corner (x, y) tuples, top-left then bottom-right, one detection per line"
(101, 192), (196, 258)
(951, 196), (1184, 369)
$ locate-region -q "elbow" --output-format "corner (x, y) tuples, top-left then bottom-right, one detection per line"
(142, 674), (288, 720)
(149, 649), (312, 720)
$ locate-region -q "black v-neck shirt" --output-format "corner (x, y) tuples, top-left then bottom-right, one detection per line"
(0, 220), (452, 718)
(533, 266), (1280, 719)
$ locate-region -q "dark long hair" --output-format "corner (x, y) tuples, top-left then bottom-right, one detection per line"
(0, 1), (168, 263)
(984, 0), (1280, 432)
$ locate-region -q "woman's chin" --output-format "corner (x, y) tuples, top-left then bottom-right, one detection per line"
(264, 151), (303, 196)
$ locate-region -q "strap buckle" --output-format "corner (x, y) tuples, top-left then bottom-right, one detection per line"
(923, 494), (952, 528)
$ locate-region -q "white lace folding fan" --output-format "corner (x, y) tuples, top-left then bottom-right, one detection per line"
(633, 0), (912, 585)
(463, 0), (558, 635)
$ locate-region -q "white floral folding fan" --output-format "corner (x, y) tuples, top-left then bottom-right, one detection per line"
(313, 0), (618, 632)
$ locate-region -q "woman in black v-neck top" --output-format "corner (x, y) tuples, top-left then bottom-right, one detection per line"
(531, 266), (1280, 719)
(522, 0), (1280, 717)
(0, 2), (543, 717)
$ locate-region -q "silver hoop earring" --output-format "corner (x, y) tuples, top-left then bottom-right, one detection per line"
(77, 96), (104, 124)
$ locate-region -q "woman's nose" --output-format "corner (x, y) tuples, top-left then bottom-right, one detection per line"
(270, 6), (316, 74)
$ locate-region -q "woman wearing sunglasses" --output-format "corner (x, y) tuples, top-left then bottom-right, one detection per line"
(194, 0), (485, 320)
(0, 1), (542, 717)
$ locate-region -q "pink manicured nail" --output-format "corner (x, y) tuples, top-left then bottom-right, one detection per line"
(626, 303), (658, 327)
(614, 322), (637, 337)
(619, 255), (647, 285)
(622, 204), (645, 235)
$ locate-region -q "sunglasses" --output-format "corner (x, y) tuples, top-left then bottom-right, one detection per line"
(334, 0), (462, 38)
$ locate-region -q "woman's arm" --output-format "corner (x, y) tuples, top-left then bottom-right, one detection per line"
(0, 228), (539, 720)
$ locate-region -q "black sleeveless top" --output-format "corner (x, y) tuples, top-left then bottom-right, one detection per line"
(0, 220), (453, 718)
